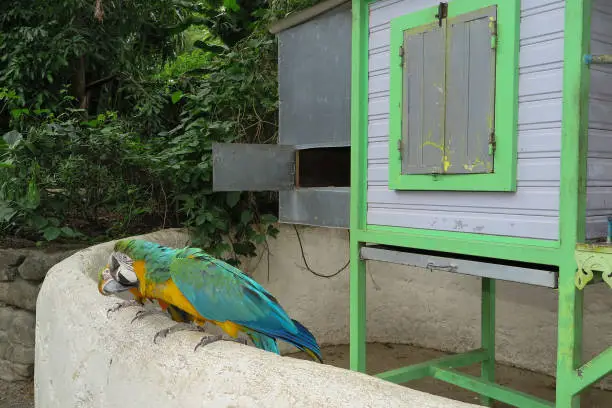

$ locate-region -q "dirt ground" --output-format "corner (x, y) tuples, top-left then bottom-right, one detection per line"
(4, 342), (609, 407)
(289, 343), (612, 408)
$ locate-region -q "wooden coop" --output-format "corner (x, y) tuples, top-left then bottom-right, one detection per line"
(213, 0), (612, 407)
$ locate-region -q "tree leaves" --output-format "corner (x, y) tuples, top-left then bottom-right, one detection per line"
(0, 0), (315, 254)
(42, 226), (61, 241)
(171, 90), (184, 104)
(2, 130), (22, 148)
(223, 0), (240, 12)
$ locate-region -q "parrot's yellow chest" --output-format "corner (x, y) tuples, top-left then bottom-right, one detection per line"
(133, 260), (201, 318)
(133, 260), (243, 338)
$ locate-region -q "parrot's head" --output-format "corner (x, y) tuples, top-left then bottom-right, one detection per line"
(97, 250), (139, 295)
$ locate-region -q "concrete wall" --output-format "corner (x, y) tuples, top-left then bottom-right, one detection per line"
(35, 229), (478, 408)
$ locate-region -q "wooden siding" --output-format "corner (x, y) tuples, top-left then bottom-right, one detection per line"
(586, 0), (612, 240)
(366, 0), (565, 240)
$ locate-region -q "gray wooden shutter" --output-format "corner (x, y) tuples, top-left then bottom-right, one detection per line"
(401, 23), (446, 175)
(444, 6), (497, 174)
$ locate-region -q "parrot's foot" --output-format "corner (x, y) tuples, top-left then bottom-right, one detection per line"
(193, 334), (248, 352)
(106, 300), (141, 318)
(153, 323), (207, 344)
(130, 309), (166, 324)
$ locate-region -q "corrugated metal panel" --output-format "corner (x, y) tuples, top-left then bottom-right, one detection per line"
(366, 0), (565, 240)
(279, 188), (349, 228)
(401, 22), (446, 174)
(212, 143), (295, 192)
(586, 0), (612, 239)
(444, 6), (496, 174)
(277, 3), (351, 148)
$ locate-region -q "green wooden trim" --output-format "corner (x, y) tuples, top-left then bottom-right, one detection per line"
(358, 226), (562, 266)
(432, 368), (555, 408)
(559, 2), (591, 251)
(480, 278), (496, 407)
(350, 0), (368, 231)
(572, 347), (612, 394)
(349, 0), (368, 374)
(349, 238), (366, 373)
(375, 348), (488, 384)
(388, 0), (520, 192)
(556, 0), (591, 407)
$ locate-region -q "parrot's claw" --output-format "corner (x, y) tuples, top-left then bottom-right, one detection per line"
(130, 310), (164, 324)
(106, 300), (141, 318)
(193, 334), (248, 352)
(153, 323), (207, 344)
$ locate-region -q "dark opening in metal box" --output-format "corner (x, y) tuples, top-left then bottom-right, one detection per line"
(212, 0), (352, 228)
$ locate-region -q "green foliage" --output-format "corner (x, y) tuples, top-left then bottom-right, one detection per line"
(0, 103), (157, 241)
(0, 0), (193, 115)
(0, 0), (320, 264)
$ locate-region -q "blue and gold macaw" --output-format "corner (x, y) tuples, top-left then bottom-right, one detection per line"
(98, 239), (322, 362)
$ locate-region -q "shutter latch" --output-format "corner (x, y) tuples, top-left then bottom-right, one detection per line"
(435, 2), (448, 27)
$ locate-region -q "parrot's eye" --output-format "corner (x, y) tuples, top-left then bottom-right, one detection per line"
(102, 267), (112, 281)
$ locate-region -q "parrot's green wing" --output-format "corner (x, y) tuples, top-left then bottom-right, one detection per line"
(169, 255), (297, 334)
(169, 254), (322, 361)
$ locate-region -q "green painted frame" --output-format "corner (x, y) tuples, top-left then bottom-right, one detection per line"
(387, 0), (520, 192)
(556, 0), (592, 406)
(350, 0), (603, 407)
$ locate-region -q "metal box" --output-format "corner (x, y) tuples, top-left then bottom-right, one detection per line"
(212, 0), (352, 228)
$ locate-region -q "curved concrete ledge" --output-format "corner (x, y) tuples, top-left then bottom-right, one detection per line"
(35, 230), (477, 408)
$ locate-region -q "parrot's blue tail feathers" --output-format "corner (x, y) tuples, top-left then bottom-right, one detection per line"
(249, 332), (280, 354)
(271, 319), (323, 363)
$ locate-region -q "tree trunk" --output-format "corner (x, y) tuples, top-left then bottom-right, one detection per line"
(72, 55), (89, 112)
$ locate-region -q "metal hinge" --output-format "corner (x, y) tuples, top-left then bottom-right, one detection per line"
(488, 131), (496, 156)
(435, 2), (448, 27)
(399, 45), (405, 67)
(397, 139), (403, 159)
(489, 17), (498, 49)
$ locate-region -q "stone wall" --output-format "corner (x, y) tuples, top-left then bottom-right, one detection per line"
(0, 247), (81, 381)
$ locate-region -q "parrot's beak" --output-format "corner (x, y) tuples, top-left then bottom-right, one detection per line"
(99, 278), (132, 295)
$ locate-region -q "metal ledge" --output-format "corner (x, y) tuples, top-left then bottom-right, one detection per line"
(360, 246), (558, 288)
